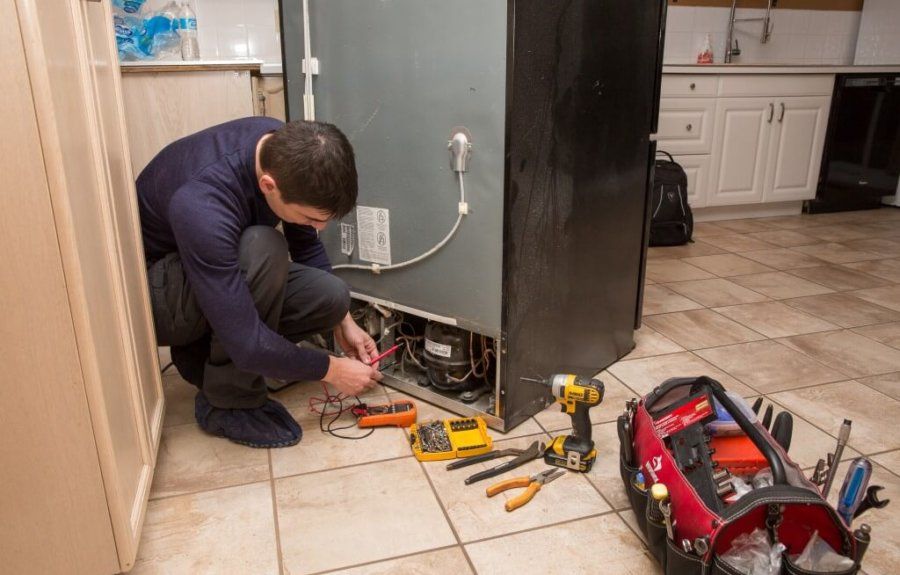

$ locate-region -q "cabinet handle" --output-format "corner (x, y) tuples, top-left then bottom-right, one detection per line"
(686, 123), (693, 132)
(778, 102), (785, 123)
(690, 82), (696, 90)
(768, 103), (774, 123)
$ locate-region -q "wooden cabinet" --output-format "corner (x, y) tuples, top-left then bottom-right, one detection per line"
(707, 95), (830, 207)
(764, 96), (830, 202)
(3, 1), (162, 573)
(121, 68), (256, 173)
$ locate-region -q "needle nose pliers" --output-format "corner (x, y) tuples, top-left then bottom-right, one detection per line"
(486, 468), (565, 512)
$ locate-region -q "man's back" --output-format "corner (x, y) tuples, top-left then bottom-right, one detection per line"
(136, 116), (283, 264)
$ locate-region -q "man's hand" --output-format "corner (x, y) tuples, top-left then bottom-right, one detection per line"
(323, 356), (382, 396)
(334, 313), (379, 367)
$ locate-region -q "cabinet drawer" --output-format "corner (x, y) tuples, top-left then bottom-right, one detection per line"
(718, 74), (834, 97)
(656, 98), (715, 155)
(661, 75), (718, 97)
(673, 154), (710, 208)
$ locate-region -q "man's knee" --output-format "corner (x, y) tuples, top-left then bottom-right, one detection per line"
(238, 226), (289, 286)
(318, 273), (351, 327)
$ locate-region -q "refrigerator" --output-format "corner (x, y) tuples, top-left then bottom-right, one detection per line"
(279, 0), (667, 430)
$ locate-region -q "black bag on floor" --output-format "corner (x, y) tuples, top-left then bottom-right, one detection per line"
(650, 151), (693, 246)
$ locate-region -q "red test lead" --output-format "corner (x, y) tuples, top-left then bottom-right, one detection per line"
(367, 343), (403, 366)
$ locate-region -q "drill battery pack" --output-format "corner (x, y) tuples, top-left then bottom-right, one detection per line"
(352, 400), (417, 428)
(409, 417), (493, 462)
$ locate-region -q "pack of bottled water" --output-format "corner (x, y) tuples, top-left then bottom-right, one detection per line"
(113, 1), (198, 61)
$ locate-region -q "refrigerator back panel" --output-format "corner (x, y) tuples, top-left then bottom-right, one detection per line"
(292, 0), (507, 334)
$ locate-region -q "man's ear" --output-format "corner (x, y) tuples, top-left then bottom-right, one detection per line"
(259, 173), (278, 196)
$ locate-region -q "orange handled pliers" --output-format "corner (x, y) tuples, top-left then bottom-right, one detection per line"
(485, 469), (565, 512)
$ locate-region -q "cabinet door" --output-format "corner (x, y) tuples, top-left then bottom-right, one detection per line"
(81, 0), (164, 448)
(1, 2), (119, 571)
(707, 97), (773, 206)
(121, 70), (255, 173)
(763, 96), (831, 202)
(17, 0), (163, 571)
(673, 154), (710, 208)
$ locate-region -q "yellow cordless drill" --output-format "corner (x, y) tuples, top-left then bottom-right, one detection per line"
(526, 374), (604, 472)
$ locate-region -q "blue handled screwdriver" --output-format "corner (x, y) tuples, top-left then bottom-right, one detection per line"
(837, 457), (872, 525)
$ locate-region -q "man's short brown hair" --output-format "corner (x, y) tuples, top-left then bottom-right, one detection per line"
(259, 120), (358, 218)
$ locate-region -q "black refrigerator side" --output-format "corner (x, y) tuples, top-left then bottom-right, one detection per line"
(636, 0), (668, 330)
(500, 0), (668, 428)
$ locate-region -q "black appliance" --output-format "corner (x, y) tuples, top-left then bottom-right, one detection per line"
(806, 74), (900, 213)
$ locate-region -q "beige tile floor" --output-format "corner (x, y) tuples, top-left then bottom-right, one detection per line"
(135, 209), (900, 575)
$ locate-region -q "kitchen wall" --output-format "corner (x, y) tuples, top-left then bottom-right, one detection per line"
(854, 0), (900, 64)
(143, 0), (281, 64)
(664, 6), (861, 65)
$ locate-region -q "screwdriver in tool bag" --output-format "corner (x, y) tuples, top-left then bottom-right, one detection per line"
(822, 419), (852, 498)
(837, 457), (872, 525)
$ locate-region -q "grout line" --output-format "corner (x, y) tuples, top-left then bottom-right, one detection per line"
(272, 452), (416, 482)
(415, 458), (480, 575)
(460, 509), (620, 548)
(149, 477), (272, 503)
(305, 544), (464, 575)
(268, 449), (285, 575)
(616, 509), (649, 550)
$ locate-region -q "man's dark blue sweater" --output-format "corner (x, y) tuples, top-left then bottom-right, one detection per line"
(137, 117), (330, 382)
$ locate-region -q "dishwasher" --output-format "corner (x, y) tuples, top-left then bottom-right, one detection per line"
(806, 74), (900, 213)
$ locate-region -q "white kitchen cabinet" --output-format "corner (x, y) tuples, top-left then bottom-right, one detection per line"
(706, 95), (830, 207)
(673, 154), (710, 208)
(657, 98), (716, 155)
(707, 97), (774, 206)
(660, 74), (718, 97)
(763, 96), (830, 202)
(662, 72), (834, 212)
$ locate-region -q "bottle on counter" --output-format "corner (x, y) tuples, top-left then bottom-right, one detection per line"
(178, 2), (200, 61)
(697, 34), (714, 64)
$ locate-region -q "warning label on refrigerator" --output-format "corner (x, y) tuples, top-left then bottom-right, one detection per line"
(356, 206), (391, 265)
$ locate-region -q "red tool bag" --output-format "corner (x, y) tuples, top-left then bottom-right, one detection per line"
(617, 376), (860, 575)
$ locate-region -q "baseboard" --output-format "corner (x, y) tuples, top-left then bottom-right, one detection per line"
(693, 201), (803, 222)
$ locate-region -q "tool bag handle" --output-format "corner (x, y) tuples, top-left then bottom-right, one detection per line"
(644, 376), (787, 485)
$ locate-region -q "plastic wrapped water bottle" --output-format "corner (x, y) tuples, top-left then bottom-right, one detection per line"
(178, 2), (200, 61)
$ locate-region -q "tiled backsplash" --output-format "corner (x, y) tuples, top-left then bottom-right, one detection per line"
(664, 6), (861, 65)
(855, 0), (900, 64)
(142, 0), (281, 63)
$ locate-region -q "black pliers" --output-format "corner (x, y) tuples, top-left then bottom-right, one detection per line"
(446, 440), (545, 485)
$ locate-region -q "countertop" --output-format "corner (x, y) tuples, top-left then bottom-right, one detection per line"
(120, 60), (900, 77)
(119, 59), (264, 74)
(663, 64), (900, 75)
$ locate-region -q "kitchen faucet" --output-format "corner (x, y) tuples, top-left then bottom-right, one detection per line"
(725, 0), (775, 64)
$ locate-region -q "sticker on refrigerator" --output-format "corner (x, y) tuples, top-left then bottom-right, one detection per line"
(356, 206), (391, 265)
(340, 223), (355, 256)
(425, 338), (452, 358)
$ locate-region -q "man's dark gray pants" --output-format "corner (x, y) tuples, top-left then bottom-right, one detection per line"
(147, 226), (349, 409)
